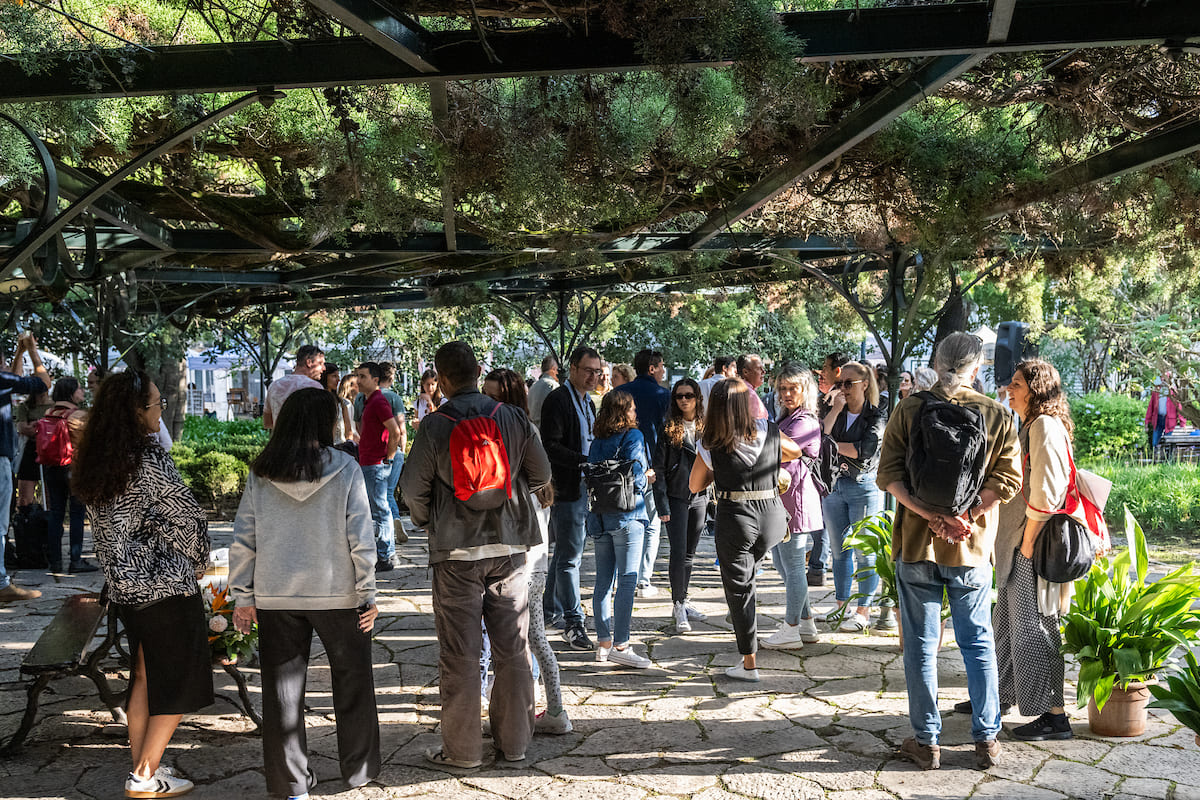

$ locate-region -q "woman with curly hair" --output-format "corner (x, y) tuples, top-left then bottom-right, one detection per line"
(587, 390), (652, 669)
(72, 371), (211, 798)
(652, 377), (709, 634)
(986, 358), (1076, 742)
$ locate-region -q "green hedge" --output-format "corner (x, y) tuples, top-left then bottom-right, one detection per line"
(173, 417), (266, 501)
(1071, 392), (1145, 460)
(1079, 460), (1200, 541)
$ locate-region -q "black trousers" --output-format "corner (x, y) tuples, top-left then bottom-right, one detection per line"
(666, 495), (707, 604)
(258, 609), (380, 796)
(714, 498), (787, 655)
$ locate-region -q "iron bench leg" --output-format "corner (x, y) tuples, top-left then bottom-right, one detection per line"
(0, 673), (54, 755)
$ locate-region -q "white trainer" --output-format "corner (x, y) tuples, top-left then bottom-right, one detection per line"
(796, 617), (820, 643)
(608, 645), (651, 669)
(683, 601), (707, 621)
(125, 771), (195, 798)
(534, 709), (573, 734)
(837, 612), (870, 632)
(761, 624), (804, 649)
(636, 583), (659, 598)
(595, 645), (611, 663)
(724, 664), (761, 682)
(673, 601), (691, 633)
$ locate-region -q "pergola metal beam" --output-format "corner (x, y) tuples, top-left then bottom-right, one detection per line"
(985, 119), (1200, 219)
(3, 0), (1199, 102)
(988, 0), (1019, 44)
(54, 163), (175, 251)
(303, 0), (438, 73)
(683, 53), (985, 249)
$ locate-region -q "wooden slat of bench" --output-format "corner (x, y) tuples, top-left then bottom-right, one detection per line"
(22, 593), (106, 675)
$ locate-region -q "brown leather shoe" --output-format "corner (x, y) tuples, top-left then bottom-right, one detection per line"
(0, 584), (42, 602)
(974, 739), (1001, 769)
(899, 737), (940, 770)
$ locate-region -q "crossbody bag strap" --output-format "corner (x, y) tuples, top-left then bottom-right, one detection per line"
(1021, 441), (1081, 518)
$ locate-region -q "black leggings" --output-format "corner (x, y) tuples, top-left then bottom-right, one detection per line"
(666, 495), (707, 604)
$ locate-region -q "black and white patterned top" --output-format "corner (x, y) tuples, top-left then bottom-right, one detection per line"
(88, 443), (210, 605)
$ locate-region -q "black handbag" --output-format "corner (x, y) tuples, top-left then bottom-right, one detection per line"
(582, 432), (639, 514)
(1025, 450), (1097, 584)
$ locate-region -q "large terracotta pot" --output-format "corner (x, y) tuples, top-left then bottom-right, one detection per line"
(1088, 682), (1151, 737)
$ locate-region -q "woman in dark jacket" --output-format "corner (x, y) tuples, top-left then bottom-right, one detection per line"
(73, 371), (211, 798)
(818, 361), (887, 633)
(653, 378), (709, 635)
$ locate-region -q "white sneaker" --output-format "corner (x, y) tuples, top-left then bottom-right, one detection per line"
(608, 645), (651, 669)
(762, 624), (804, 649)
(534, 709), (573, 734)
(125, 771), (195, 798)
(837, 612), (870, 632)
(636, 583), (659, 598)
(797, 617), (820, 643)
(595, 645), (611, 662)
(673, 602), (691, 633)
(683, 601), (707, 621)
(725, 664), (761, 682)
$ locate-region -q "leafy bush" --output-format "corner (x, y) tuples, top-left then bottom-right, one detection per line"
(1071, 392), (1145, 459)
(186, 451), (249, 499)
(1078, 460), (1200, 540)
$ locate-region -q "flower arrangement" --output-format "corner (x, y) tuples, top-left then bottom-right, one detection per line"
(203, 584), (258, 664)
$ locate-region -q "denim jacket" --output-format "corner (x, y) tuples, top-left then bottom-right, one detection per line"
(586, 428), (649, 533)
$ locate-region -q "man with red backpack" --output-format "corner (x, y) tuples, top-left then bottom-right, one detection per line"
(400, 341), (551, 771)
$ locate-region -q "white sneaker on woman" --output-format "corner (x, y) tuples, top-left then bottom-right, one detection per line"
(762, 624), (804, 649)
(724, 664), (761, 682)
(608, 645), (651, 669)
(683, 601), (707, 621)
(796, 617), (820, 643)
(837, 612), (870, 632)
(673, 602), (691, 633)
(125, 771), (194, 798)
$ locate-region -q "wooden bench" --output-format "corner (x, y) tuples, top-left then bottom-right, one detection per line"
(0, 592), (127, 754)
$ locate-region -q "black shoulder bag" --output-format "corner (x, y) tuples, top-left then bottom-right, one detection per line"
(582, 431), (639, 514)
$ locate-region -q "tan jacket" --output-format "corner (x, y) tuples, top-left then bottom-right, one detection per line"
(876, 385), (1021, 568)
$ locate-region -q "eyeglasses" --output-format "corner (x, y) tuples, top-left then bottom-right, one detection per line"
(577, 367), (604, 376)
(144, 397), (168, 410)
(836, 379), (863, 390)
(674, 392), (696, 400)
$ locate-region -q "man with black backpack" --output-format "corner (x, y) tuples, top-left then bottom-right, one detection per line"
(400, 342), (552, 771)
(877, 332), (1021, 772)
(0, 334), (51, 602)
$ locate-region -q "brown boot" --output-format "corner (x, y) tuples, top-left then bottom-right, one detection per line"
(974, 739), (1001, 769)
(0, 584), (43, 602)
(899, 737), (940, 770)
(393, 519), (409, 544)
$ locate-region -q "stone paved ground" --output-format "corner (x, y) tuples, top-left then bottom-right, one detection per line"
(2, 521), (1198, 800)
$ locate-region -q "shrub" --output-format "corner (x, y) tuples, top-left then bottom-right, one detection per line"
(1078, 460), (1200, 540)
(189, 451), (249, 499)
(1071, 392), (1145, 459)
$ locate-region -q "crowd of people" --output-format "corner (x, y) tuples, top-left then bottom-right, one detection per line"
(0, 331), (1092, 797)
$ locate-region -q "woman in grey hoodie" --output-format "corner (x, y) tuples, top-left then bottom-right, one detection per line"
(230, 388), (379, 800)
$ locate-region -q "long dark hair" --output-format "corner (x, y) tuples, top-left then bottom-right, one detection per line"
(483, 368), (529, 416)
(1015, 359), (1075, 440)
(72, 370), (155, 506)
(594, 389), (637, 440)
(52, 376), (80, 403)
(702, 378), (757, 454)
(664, 377), (704, 447)
(251, 388), (338, 482)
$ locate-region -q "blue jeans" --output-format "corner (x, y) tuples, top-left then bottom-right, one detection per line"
(771, 532), (816, 626)
(386, 453), (404, 520)
(637, 494), (660, 586)
(45, 464), (85, 566)
(822, 473), (883, 606)
(897, 560), (1001, 745)
(547, 481), (588, 626)
(592, 519), (644, 645)
(361, 463), (394, 560)
(0, 456), (11, 589)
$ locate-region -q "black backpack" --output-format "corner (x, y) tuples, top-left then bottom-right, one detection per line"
(582, 432), (639, 514)
(905, 391), (987, 516)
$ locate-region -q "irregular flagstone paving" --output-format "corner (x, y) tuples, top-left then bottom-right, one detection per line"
(1, 521), (1197, 799)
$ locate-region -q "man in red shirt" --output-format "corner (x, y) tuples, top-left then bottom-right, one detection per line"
(355, 362), (403, 571)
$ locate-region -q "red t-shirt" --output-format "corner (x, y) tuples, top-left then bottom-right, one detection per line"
(358, 390), (392, 466)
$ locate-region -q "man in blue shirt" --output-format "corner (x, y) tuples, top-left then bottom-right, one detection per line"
(0, 334), (52, 602)
(613, 349), (671, 596)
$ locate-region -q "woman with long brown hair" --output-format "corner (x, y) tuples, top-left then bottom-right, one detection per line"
(587, 390), (652, 669)
(73, 371), (211, 798)
(987, 358), (1076, 741)
(483, 368), (571, 733)
(689, 378), (801, 682)
(653, 377), (709, 634)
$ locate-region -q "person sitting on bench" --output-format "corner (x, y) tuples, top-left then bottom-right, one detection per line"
(73, 371), (212, 799)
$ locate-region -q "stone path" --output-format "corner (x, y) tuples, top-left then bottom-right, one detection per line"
(2, 522), (1198, 800)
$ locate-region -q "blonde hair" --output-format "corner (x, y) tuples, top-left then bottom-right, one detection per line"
(774, 363), (818, 414)
(612, 363), (636, 384)
(702, 378), (758, 453)
(840, 361), (880, 407)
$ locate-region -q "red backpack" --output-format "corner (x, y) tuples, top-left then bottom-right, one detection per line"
(36, 408), (74, 467)
(434, 401), (513, 510)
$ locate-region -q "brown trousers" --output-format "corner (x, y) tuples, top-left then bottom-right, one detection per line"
(432, 553), (534, 762)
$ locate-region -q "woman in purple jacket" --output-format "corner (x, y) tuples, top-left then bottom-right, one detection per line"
(762, 363), (824, 649)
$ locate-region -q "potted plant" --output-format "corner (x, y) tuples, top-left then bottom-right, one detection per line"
(1060, 508), (1200, 737)
(1149, 648), (1200, 747)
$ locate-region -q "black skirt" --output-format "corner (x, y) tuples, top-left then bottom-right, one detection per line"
(17, 439), (40, 481)
(117, 593), (215, 716)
